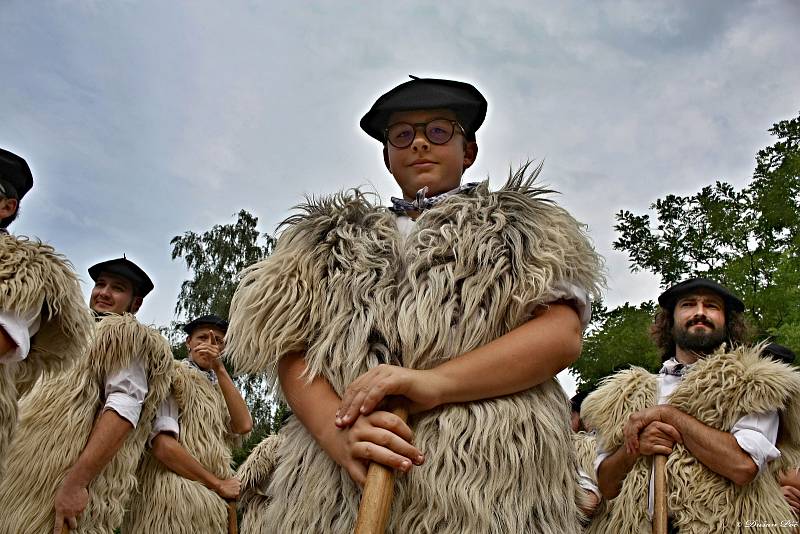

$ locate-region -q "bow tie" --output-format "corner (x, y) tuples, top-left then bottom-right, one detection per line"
(389, 182), (480, 215)
(659, 362), (688, 377)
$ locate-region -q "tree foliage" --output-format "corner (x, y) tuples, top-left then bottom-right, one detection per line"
(573, 112), (800, 388)
(613, 112), (800, 339)
(169, 209), (283, 466)
(573, 300), (660, 391)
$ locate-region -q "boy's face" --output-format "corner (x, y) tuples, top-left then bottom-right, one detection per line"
(385, 109), (477, 201)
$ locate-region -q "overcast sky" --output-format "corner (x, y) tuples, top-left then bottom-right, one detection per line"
(3, 0), (799, 395)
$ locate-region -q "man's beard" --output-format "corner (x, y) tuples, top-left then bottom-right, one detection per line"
(673, 318), (727, 355)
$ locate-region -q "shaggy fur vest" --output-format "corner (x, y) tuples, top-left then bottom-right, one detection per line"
(226, 168), (604, 534)
(0, 314), (172, 534)
(581, 346), (800, 534)
(122, 360), (236, 533)
(0, 234), (93, 479)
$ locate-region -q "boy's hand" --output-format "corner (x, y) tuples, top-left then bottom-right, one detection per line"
(335, 365), (441, 427)
(327, 409), (425, 486)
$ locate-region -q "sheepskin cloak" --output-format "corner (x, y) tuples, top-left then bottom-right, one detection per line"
(0, 314), (172, 534)
(581, 346), (800, 534)
(237, 433), (286, 533)
(0, 234), (93, 479)
(122, 360), (236, 533)
(226, 167), (604, 534)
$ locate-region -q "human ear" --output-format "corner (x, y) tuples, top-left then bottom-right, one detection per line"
(0, 197), (18, 219)
(463, 142), (478, 170)
(130, 296), (143, 314)
(382, 145), (391, 172)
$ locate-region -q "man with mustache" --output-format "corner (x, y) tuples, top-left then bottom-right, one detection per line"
(581, 278), (800, 533)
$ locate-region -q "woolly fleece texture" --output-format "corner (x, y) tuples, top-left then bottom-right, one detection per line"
(0, 234), (93, 479)
(581, 345), (800, 534)
(237, 433), (286, 533)
(0, 314), (172, 533)
(227, 165), (604, 533)
(122, 361), (236, 533)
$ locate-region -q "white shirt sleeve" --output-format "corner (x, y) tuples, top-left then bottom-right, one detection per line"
(593, 446), (611, 480)
(731, 409), (781, 474)
(0, 303), (43, 363)
(147, 393), (180, 447)
(104, 358), (148, 428)
(577, 468), (601, 497)
(550, 281), (592, 329)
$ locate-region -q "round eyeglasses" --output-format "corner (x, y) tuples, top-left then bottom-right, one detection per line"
(384, 119), (465, 149)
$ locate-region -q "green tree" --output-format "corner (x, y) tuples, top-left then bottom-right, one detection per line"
(613, 112), (800, 341)
(573, 301), (660, 392)
(169, 209), (283, 466)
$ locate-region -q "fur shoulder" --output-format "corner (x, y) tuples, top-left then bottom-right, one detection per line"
(671, 344), (800, 430)
(581, 367), (656, 451)
(237, 433), (286, 496)
(1, 234), (94, 392)
(88, 314), (173, 378)
(432, 163), (605, 304)
(227, 189), (397, 382)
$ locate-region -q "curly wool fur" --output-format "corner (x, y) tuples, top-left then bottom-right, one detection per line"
(581, 345), (800, 534)
(122, 361), (236, 533)
(0, 314), (172, 533)
(228, 164), (604, 533)
(0, 235), (93, 479)
(237, 433), (286, 533)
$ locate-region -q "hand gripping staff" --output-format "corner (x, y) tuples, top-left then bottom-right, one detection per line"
(353, 398), (409, 534)
(652, 454), (668, 534)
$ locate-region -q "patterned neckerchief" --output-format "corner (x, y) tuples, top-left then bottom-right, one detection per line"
(388, 182), (480, 215)
(659, 357), (693, 377)
(183, 357), (218, 385)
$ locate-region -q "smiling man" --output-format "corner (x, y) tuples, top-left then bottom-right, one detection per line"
(0, 257), (173, 534)
(582, 278), (800, 533)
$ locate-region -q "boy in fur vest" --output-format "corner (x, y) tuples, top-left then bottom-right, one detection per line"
(226, 76), (603, 533)
(582, 278), (800, 533)
(122, 314), (252, 533)
(0, 257), (173, 534)
(0, 148), (93, 480)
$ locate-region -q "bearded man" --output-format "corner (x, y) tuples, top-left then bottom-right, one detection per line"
(582, 278), (800, 533)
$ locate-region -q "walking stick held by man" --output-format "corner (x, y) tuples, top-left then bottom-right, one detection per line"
(227, 500), (238, 534)
(653, 454), (668, 534)
(354, 398), (409, 534)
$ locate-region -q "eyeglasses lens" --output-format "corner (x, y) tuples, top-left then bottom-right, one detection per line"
(386, 120), (456, 148)
(425, 120), (454, 144)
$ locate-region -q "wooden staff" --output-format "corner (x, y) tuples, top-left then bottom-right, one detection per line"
(353, 401), (409, 534)
(653, 454), (668, 534)
(227, 500), (238, 534)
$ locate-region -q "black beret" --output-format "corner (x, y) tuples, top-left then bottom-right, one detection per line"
(183, 314), (229, 335)
(88, 257), (154, 297)
(762, 342), (796, 364)
(360, 75), (487, 143)
(658, 277), (745, 314)
(0, 148), (33, 200)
